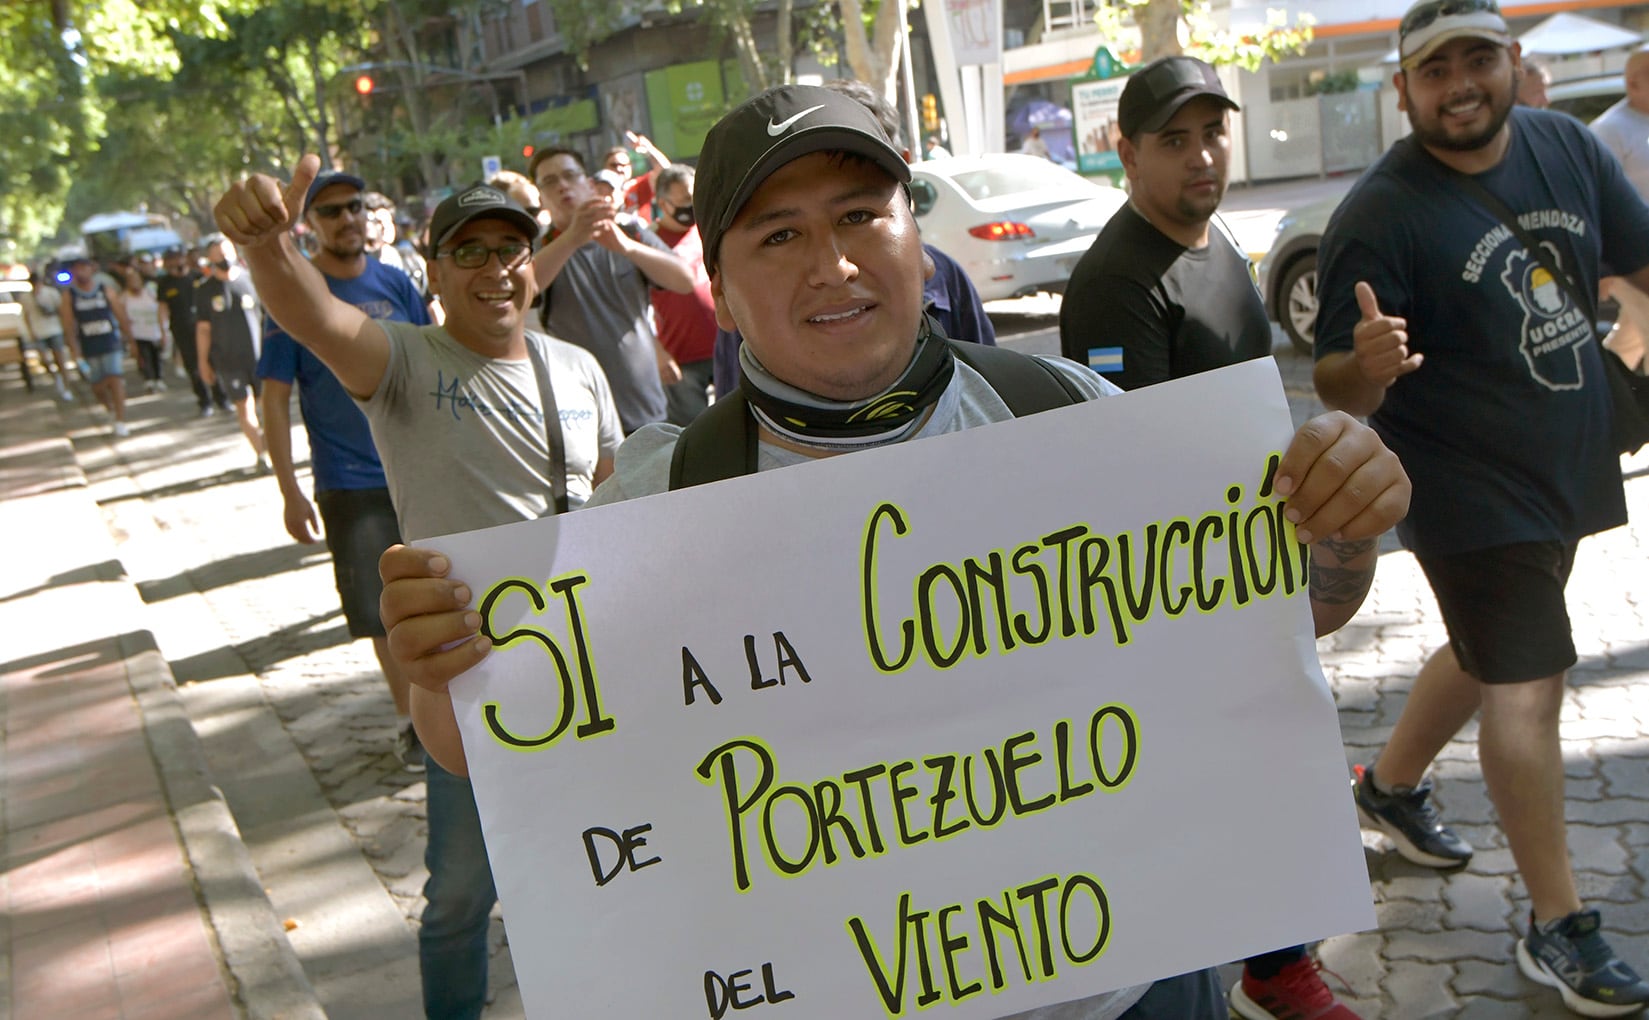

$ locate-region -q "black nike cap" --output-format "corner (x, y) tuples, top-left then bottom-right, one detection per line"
(695, 83), (910, 274)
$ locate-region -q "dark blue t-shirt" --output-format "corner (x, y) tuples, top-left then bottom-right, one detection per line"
(1315, 107), (1649, 555)
(255, 259), (430, 492)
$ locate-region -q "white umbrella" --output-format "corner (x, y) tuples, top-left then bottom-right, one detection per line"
(1518, 12), (1642, 56)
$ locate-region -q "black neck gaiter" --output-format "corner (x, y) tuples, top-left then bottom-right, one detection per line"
(739, 316), (955, 440)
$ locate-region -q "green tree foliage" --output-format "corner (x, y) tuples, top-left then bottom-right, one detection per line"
(0, 0), (272, 256)
(0, 0), (385, 257)
(1095, 0), (1314, 71)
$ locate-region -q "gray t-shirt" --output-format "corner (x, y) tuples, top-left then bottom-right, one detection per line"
(363, 320), (623, 542)
(589, 354), (1146, 1020)
(540, 235), (671, 435)
(1591, 99), (1649, 200)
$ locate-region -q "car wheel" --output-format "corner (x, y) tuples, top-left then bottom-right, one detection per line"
(1279, 253), (1318, 355)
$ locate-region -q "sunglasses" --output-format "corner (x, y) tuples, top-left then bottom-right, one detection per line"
(539, 170), (587, 188)
(1400, 0), (1501, 37)
(313, 197), (364, 219)
(438, 242), (533, 270)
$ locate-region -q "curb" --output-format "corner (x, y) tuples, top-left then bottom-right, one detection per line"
(122, 627), (325, 1020)
(10, 385), (326, 1019)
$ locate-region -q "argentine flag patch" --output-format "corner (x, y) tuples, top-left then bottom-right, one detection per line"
(1087, 347), (1124, 374)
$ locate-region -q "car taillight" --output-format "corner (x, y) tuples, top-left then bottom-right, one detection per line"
(967, 221), (1035, 241)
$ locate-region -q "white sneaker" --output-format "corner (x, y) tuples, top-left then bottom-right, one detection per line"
(112, 421), (130, 438)
(154, 379), (167, 393)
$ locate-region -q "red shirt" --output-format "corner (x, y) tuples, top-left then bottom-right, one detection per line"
(649, 223), (717, 365)
(622, 175), (655, 217)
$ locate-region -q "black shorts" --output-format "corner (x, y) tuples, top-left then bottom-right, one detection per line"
(211, 347), (259, 403)
(315, 487), (402, 639)
(1415, 541), (1578, 684)
(215, 366), (257, 404)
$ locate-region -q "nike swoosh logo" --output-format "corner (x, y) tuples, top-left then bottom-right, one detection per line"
(767, 105), (826, 136)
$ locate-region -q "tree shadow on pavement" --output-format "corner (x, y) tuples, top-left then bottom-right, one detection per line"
(169, 607), (350, 685)
(1, 560), (125, 605)
(138, 543), (330, 604)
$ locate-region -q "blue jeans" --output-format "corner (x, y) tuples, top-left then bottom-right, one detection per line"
(422, 757), (497, 1020)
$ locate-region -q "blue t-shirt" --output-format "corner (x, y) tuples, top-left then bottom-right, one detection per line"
(256, 259), (430, 492)
(1315, 107), (1649, 555)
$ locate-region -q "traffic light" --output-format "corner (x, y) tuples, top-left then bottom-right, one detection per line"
(920, 93), (939, 133)
(354, 74), (375, 96)
(522, 144), (534, 159)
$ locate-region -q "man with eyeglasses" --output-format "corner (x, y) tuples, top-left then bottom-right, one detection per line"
(603, 130), (673, 217)
(213, 166), (623, 1020)
(254, 168), (431, 772)
(528, 145), (695, 434)
(1314, 1), (1649, 1013)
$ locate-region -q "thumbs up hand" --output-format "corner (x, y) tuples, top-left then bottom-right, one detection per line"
(1352, 281), (1422, 387)
(214, 154), (321, 249)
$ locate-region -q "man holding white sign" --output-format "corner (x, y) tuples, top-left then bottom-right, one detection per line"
(376, 85), (1409, 1018)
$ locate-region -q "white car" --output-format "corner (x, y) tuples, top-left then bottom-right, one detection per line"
(907, 154), (1127, 302)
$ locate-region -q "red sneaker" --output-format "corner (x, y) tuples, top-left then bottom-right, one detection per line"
(1231, 956), (1362, 1020)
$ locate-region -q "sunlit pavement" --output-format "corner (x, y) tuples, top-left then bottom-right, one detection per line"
(3, 279), (1646, 1015)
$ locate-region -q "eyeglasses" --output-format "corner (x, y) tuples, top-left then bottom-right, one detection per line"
(606, 160), (630, 171)
(1400, 0), (1501, 37)
(538, 170), (586, 188)
(437, 242), (533, 270)
(312, 197), (364, 219)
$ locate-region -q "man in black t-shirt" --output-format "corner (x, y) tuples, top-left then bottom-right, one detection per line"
(1061, 57), (1361, 1020)
(1314, 2), (1649, 1013)
(157, 248), (225, 415)
(195, 236), (269, 470)
(1059, 58), (1269, 391)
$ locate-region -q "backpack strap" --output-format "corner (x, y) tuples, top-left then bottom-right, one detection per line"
(669, 342), (1082, 491)
(946, 339), (1087, 414)
(669, 386), (758, 490)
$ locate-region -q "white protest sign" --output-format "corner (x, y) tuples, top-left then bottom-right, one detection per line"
(430, 358), (1376, 1019)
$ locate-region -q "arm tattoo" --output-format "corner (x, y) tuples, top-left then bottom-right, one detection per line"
(1308, 536), (1378, 606)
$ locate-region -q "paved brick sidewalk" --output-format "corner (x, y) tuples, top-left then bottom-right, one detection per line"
(0, 375), (317, 1020)
(17, 339), (1649, 1018)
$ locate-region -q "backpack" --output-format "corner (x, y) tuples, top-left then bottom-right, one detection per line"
(669, 340), (1085, 490)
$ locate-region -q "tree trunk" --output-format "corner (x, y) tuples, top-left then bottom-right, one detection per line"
(378, 0), (439, 191)
(775, 0), (794, 87)
(841, 0), (904, 102)
(730, 9), (769, 92)
(1139, 0), (1184, 61)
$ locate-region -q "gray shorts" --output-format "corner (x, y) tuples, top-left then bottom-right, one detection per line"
(27, 333), (66, 356)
